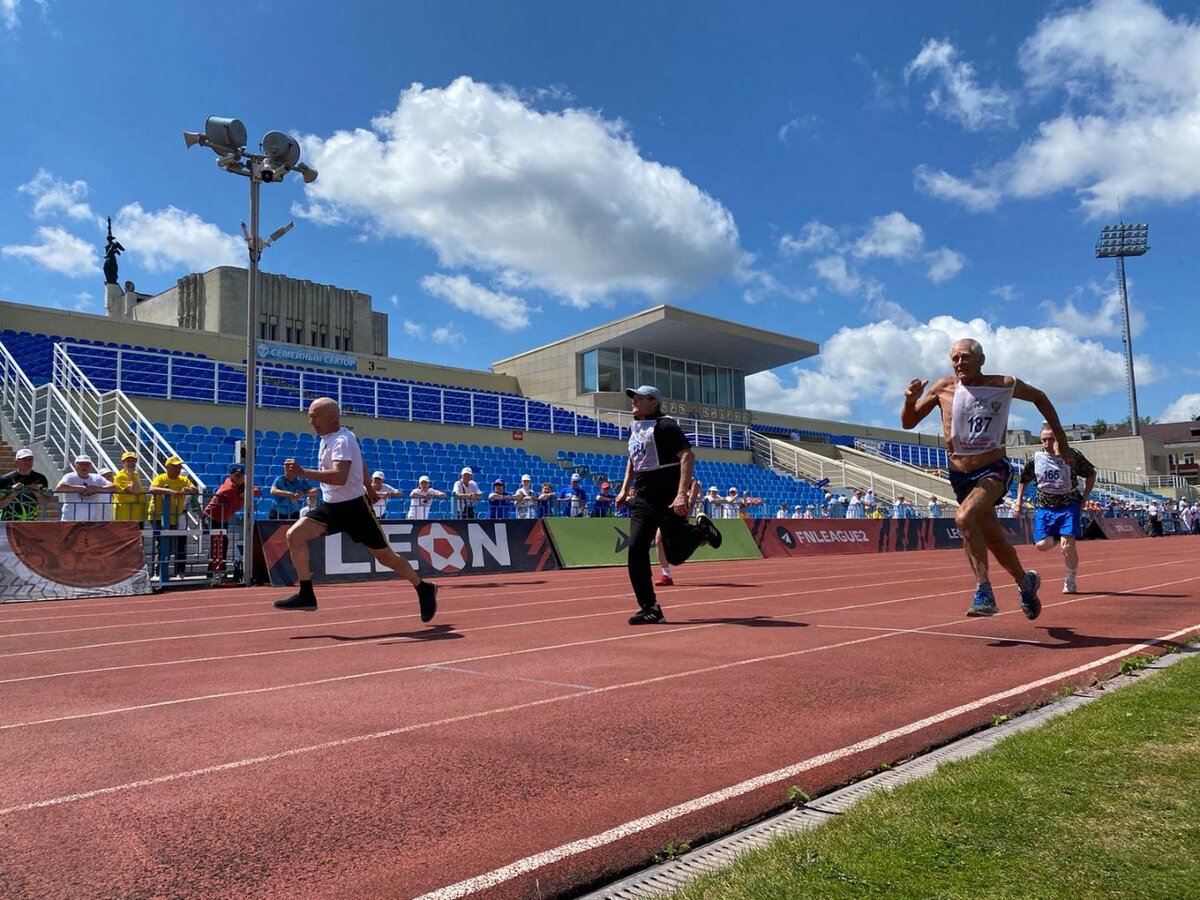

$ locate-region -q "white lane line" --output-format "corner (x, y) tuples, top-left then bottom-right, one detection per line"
(0, 568), (959, 660)
(0, 577), (1023, 726)
(412, 621), (1200, 900)
(423, 664), (597, 692)
(0, 557), (1178, 686)
(814, 623), (1049, 646)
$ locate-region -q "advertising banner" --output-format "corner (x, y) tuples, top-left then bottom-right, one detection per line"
(544, 518), (761, 568)
(1085, 517), (1144, 540)
(0, 522), (152, 602)
(255, 341), (357, 371)
(750, 518), (1031, 558)
(257, 518), (558, 586)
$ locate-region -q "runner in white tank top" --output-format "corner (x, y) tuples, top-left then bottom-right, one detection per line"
(901, 338), (1071, 622)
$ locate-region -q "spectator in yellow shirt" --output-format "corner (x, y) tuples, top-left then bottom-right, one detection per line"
(149, 455), (199, 577)
(111, 450), (149, 523)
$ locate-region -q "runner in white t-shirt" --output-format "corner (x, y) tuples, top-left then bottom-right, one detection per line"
(273, 397), (438, 621)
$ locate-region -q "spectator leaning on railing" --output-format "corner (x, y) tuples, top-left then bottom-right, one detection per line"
(512, 475), (538, 520)
(369, 471), (404, 519)
(270, 467), (313, 520)
(408, 476), (446, 520)
(560, 473), (588, 517)
(149, 455), (200, 578)
(203, 463), (246, 575)
(488, 479), (513, 519)
(112, 451), (149, 524)
(536, 481), (556, 518)
(56, 456), (116, 522)
(0, 448), (52, 521)
(452, 467), (482, 519)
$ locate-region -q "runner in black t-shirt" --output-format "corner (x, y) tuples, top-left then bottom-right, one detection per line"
(0, 449), (51, 521)
(616, 386), (722, 625)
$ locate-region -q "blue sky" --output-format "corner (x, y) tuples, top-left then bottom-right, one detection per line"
(2, 0), (1198, 431)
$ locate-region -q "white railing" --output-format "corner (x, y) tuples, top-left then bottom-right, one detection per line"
(60, 342), (754, 450)
(752, 432), (955, 510)
(52, 344), (205, 491)
(0, 340), (114, 477)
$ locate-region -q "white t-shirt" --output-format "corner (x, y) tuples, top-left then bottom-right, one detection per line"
(950, 383), (1013, 457)
(452, 479), (482, 516)
(846, 496), (865, 518)
(722, 495), (744, 519)
(371, 483), (397, 517)
(512, 486), (538, 519)
(58, 472), (114, 522)
(407, 487), (440, 520)
(317, 427), (366, 504)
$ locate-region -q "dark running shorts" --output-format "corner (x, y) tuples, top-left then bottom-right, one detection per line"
(949, 459), (1012, 505)
(305, 496), (389, 550)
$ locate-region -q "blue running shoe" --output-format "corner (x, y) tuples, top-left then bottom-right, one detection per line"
(1019, 570), (1042, 620)
(966, 586), (997, 617)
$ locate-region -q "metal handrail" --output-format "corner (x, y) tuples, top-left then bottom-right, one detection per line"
(53, 345), (205, 491)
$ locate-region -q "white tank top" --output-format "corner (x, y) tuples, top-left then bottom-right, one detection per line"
(1033, 451), (1073, 495)
(950, 383), (1013, 456)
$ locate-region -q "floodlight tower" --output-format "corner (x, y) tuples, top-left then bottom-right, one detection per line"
(1094, 222), (1148, 437)
(183, 117), (318, 585)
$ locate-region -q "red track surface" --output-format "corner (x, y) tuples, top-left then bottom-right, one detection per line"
(1, 538), (1197, 899)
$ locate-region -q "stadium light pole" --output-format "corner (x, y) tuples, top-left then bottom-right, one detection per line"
(1094, 223), (1148, 437)
(183, 117), (318, 585)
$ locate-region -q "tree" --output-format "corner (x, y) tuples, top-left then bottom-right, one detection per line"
(1091, 418), (1109, 436)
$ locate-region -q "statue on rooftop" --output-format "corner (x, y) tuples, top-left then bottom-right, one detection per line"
(103, 217), (125, 285)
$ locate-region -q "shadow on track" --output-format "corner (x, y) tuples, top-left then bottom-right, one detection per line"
(670, 615), (807, 628)
(290, 623), (463, 643)
(990, 625), (1190, 651)
(447, 580), (548, 589)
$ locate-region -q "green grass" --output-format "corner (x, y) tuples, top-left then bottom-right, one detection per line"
(668, 651), (1200, 900)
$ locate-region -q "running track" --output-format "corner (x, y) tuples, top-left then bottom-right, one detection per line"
(1, 538), (1197, 899)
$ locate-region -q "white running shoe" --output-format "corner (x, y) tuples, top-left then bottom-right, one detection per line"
(1062, 577), (1077, 594)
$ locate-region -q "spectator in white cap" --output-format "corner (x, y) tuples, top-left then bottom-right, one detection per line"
(369, 470), (403, 519)
(722, 486), (745, 520)
(408, 475), (446, 520)
(451, 466), (482, 519)
(55, 455), (116, 522)
(792, 504), (805, 520)
(511, 474), (538, 519)
(0, 448), (52, 521)
(560, 471), (589, 517)
(701, 485), (724, 519)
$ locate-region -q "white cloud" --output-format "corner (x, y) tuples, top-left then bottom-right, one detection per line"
(779, 220), (839, 256)
(299, 77), (742, 307)
(73, 291), (93, 311)
(992, 284), (1019, 303)
(854, 211), (925, 260)
(920, 1), (1200, 215)
(739, 266), (814, 304)
(1, 226), (98, 277)
(812, 255), (865, 296)
(402, 318), (465, 345)
(1159, 393), (1200, 422)
(420, 273), (531, 331)
(925, 246), (965, 283)
(777, 115), (818, 143)
(112, 203), (242, 274)
(913, 165), (1002, 212)
(1043, 279), (1146, 338)
(746, 314), (1161, 423)
(18, 169), (95, 221)
(905, 38), (1017, 130)
(2, 0), (21, 30)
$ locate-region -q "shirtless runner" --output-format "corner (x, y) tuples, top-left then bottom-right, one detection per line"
(901, 338), (1071, 619)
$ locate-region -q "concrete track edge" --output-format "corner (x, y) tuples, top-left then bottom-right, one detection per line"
(580, 643), (1200, 900)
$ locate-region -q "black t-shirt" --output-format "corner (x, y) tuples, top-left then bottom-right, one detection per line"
(0, 468), (50, 521)
(628, 414), (690, 500)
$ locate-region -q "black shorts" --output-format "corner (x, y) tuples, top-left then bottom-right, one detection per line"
(949, 459), (1012, 505)
(306, 496), (389, 550)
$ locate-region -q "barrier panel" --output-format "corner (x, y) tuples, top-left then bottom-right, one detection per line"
(1083, 517), (1144, 540)
(543, 517), (761, 568)
(749, 518), (1032, 558)
(256, 518), (558, 586)
(0, 522), (152, 601)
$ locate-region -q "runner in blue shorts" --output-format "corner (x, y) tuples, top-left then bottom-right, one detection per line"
(1015, 423), (1097, 594)
(902, 338), (1072, 620)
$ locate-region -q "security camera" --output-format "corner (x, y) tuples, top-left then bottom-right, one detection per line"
(259, 162), (287, 183)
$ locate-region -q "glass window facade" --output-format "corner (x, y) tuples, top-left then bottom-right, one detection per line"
(579, 346), (745, 408)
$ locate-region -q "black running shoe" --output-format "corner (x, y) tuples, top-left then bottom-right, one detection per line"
(628, 605), (665, 625)
(696, 513), (723, 549)
(416, 580), (438, 623)
(273, 592), (317, 611)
